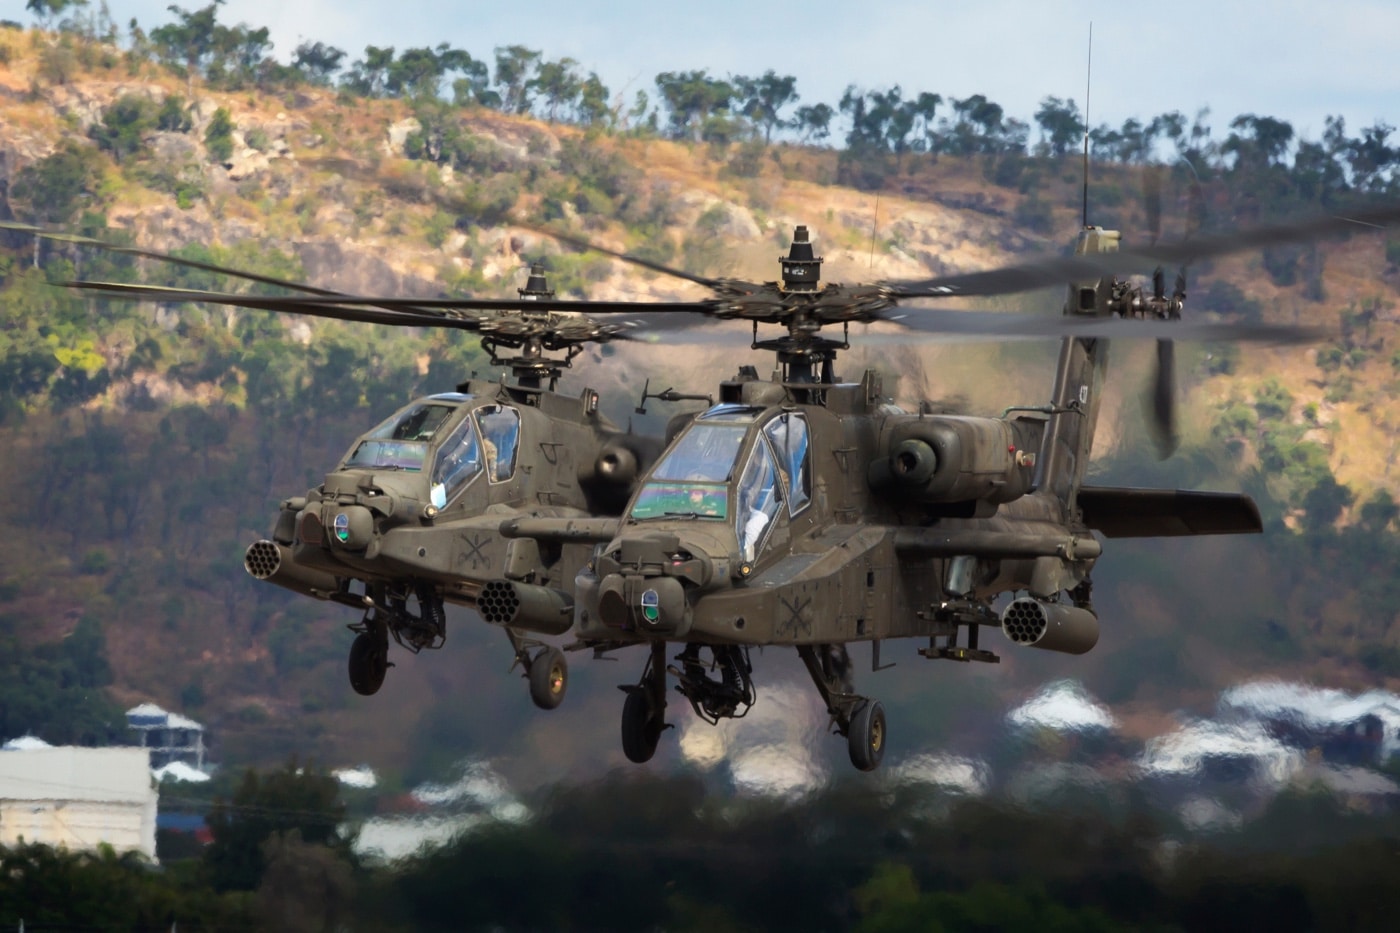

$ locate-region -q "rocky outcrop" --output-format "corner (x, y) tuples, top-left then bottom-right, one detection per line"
(675, 191), (762, 240)
(295, 238), (441, 296)
(384, 118), (421, 156)
(41, 80), (172, 132)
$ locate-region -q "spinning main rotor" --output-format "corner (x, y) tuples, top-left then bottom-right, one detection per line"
(16, 199), (1400, 394)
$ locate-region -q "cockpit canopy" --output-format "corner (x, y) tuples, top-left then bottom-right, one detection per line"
(629, 404), (811, 561)
(340, 394), (523, 509)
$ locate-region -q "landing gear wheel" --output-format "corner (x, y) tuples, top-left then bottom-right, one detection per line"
(348, 632), (388, 696)
(621, 689), (662, 763)
(528, 647), (568, 710)
(847, 700), (886, 772)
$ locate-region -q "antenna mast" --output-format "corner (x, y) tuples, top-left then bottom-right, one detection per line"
(1082, 23), (1093, 228)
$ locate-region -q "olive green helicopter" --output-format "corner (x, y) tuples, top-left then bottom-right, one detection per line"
(484, 203), (1400, 771)
(40, 199), (1400, 772)
(6, 220), (687, 707)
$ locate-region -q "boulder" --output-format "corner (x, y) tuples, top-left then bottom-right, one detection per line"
(384, 118), (422, 156)
(227, 148), (270, 181)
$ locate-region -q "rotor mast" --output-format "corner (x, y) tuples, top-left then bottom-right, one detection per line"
(755, 225), (846, 384)
(483, 261), (579, 391)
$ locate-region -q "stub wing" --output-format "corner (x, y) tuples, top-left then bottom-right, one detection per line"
(892, 529), (1101, 560)
(1076, 486), (1262, 538)
(498, 516), (621, 544)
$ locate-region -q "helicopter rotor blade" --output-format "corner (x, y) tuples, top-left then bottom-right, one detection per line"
(68, 281), (494, 330)
(66, 280), (735, 350)
(531, 225), (748, 291)
(1146, 338), (1179, 459)
(869, 307), (1324, 343)
(885, 201), (1400, 299)
(0, 220), (345, 297)
(68, 281), (715, 317)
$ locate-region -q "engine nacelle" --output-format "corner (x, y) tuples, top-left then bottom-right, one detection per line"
(869, 415), (1039, 507)
(1000, 598), (1099, 654)
(580, 434), (663, 514)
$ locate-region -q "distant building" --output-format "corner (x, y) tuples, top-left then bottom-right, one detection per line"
(126, 703), (207, 770)
(0, 746), (158, 859)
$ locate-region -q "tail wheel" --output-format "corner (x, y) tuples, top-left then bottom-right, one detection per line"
(847, 700), (886, 772)
(348, 632), (388, 696)
(528, 647), (568, 711)
(621, 689), (662, 763)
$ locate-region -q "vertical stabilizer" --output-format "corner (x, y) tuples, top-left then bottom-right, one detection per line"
(1037, 227), (1119, 513)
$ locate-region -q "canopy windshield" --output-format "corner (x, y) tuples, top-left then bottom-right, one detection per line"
(650, 423), (748, 483)
(345, 401), (461, 472)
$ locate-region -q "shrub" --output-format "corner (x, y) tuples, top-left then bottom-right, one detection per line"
(1013, 194), (1055, 234)
(1262, 244), (1303, 287)
(38, 40), (77, 85)
(156, 94), (192, 132)
(88, 94), (157, 163)
(723, 140), (766, 179)
(9, 141), (103, 224)
(1253, 378), (1294, 421)
(205, 107), (235, 163)
(78, 549), (111, 574)
(1195, 280), (1263, 321)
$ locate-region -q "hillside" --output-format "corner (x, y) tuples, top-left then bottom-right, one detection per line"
(3, 22), (1400, 785)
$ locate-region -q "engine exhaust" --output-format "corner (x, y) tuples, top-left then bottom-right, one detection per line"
(1000, 597), (1099, 654)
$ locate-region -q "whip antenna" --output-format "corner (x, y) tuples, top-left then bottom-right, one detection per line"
(1082, 22), (1092, 228)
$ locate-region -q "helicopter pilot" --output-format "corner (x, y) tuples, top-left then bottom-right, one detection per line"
(687, 485), (723, 517)
(736, 459), (780, 562)
(482, 437), (499, 480)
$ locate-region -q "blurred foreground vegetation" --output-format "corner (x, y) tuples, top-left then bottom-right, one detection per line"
(3, 768), (1400, 931)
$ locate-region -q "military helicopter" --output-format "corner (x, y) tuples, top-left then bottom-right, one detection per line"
(50, 200), (1400, 771)
(9, 221), (678, 706)
(479, 204), (1400, 771)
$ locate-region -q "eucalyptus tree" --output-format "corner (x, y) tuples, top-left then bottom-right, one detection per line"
(494, 44), (542, 114)
(530, 56), (583, 121)
(293, 40), (345, 86)
(150, 1), (224, 94)
(1034, 96), (1084, 158)
(343, 45), (394, 97)
(733, 70), (799, 142)
(655, 70), (734, 142)
(793, 102), (834, 142)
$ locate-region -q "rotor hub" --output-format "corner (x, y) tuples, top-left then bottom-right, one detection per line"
(518, 262), (555, 301)
(780, 225), (823, 293)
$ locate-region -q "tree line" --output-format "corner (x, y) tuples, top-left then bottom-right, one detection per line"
(4, 765), (1400, 931)
(18, 0), (1400, 200)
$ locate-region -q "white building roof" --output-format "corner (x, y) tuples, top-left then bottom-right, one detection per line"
(152, 761), (211, 783)
(2, 735), (54, 751)
(125, 703), (204, 732)
(0, 747), (155, 804)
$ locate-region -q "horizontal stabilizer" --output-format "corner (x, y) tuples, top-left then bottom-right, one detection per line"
(1077, 486), (1262, 537)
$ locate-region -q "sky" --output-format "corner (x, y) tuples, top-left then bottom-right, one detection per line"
(43, 1), (1400, 145)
